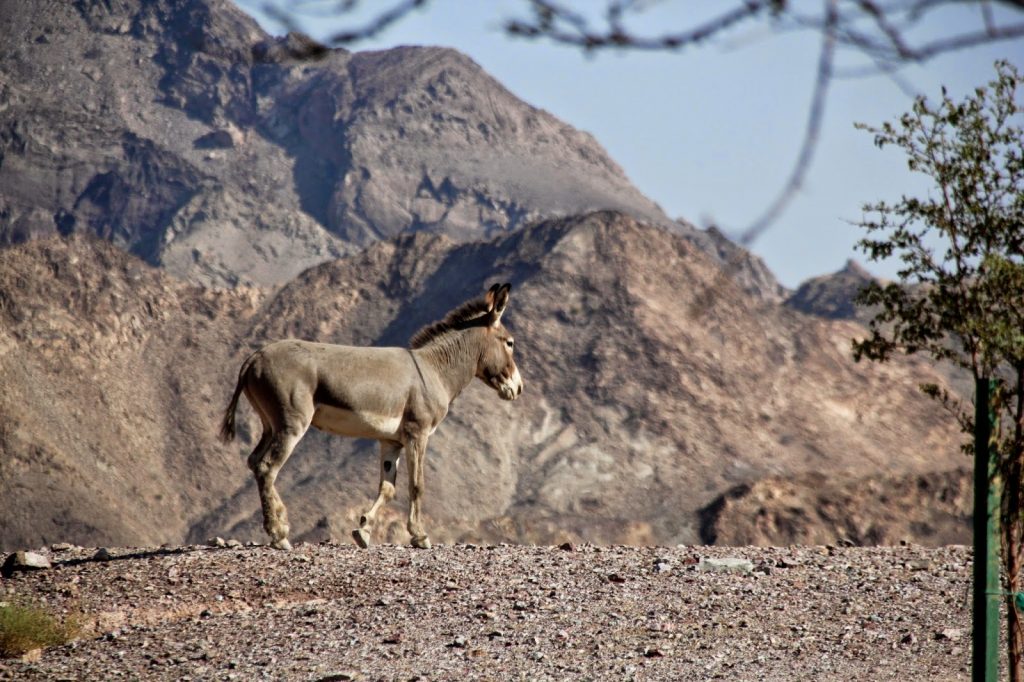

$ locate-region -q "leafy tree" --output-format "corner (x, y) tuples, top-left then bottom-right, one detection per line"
(852, 61), (1024, 680)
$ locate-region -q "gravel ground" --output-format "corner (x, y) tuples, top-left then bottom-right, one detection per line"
(0, 543), (979, 681)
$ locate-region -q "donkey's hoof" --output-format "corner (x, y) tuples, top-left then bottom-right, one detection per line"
(352, 528), (370, 549)
(410, 535), (432, 550)
(270, 538), (292, 551)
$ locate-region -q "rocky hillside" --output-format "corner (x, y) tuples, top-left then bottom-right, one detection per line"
(679, 221), (789, 303)
(785, 259), (877, 320)
(0, 0), (979, 559)
(700, 468), (972, 546)
(0, 0), (682, 289)
(0, 212), (967, 551)
(0, 235), (261, 548)
(786, 260), (980, 403)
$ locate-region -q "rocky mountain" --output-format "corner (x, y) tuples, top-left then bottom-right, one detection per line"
(0, 212), (968, 551)
(0, 0), (972, 552)
(785, 259), (877, 320)
(677, 220), (790, 303)
(699, 467), (972, 546)
(0, 234), (260, 547)
(787, 260), (982, 403)
(0, 0), (687, 289)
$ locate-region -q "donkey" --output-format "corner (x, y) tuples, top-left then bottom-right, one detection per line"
(220, 283), (523, 550)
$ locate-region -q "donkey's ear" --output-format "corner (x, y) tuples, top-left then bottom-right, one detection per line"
(484, 283), (502, 311)
(485, 283), (511, 324)
(492, 283), (511, 319)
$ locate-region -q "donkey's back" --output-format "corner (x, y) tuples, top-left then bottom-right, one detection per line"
(222, 339), (417, 444)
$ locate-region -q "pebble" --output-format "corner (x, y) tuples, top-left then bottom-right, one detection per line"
(935, 628), (963, 641)
(2, 550), (51, 575)
(698, 557), (754, 574)
(0, 544), (974, 681)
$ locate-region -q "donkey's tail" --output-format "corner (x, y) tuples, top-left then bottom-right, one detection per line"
(220, 352), (256, 444)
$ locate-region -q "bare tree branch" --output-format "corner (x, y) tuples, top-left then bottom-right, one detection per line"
(503, 0), (775, 51)
(782, 1), (1024, 64)
(500, 1), (1023, 65)
(256, 0), (431, 44)
(325, 0), (429, 44)
(688, 0), (839, 316)
(247, 0), (1023, 311)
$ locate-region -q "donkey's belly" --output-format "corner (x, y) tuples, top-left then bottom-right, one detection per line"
(311, 405), (402, 439)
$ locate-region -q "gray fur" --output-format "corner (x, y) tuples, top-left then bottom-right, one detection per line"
(221, 284), (523, 549)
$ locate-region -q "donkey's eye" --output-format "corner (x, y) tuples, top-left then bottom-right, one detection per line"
(506, 339), (515, 349)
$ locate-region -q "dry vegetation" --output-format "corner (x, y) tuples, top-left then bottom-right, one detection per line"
(0, 601), (80, 660)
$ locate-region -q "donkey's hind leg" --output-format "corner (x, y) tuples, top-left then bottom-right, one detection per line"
(250, 420), (307, 551)
(352, 440), (402, 548)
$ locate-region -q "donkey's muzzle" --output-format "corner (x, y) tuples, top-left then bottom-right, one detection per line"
(496, 367), (523, 401)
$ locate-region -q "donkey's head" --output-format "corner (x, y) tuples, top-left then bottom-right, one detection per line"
(476, 283), (523, 401)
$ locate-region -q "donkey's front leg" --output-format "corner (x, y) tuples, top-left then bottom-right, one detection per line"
(352, 440), (402, 548)
(405, 435), (431, 549)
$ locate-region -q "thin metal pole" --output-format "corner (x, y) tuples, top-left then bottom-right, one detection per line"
(973, 377), (1000, 682)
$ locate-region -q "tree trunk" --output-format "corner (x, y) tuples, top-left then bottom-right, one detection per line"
(1006, 367), (1024, 682)
(1008, 519), (1023, 682)
(1006, 494), (1023, 682)
(1009, 599), (1023, 682)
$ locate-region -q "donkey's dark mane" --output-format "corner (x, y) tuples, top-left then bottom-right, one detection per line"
(409, 298), (493, 349)
(410, 283), (511, 349)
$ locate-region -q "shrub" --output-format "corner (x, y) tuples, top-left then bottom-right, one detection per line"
(0, 600), (81, 658)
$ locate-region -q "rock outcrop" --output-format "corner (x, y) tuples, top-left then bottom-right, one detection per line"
(699, 468), (972, 546)
(785, 259), (877, 320)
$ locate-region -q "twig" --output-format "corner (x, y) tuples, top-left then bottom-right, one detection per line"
(688, 0), (838, 316)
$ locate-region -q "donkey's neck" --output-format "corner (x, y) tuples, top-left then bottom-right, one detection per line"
(414, 327), (483, 403)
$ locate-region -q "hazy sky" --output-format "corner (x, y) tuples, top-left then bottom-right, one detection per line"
(237, 1), (1023, 288)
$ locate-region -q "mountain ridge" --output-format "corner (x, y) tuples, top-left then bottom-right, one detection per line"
(1, 0), (741, 290)
(0, 212), (966, 550)
(0, 0), (970, 552)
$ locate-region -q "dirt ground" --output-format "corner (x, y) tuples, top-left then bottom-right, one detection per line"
(0, 542), (990, 681)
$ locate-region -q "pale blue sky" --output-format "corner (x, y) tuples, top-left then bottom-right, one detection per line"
(237, 1), (1023, 288)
